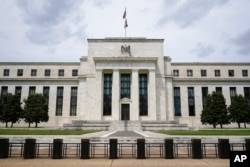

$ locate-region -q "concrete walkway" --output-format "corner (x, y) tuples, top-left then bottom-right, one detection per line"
(0, 158), (229, 167)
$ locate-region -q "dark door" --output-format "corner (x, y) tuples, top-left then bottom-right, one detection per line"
(121, 104), (130, 120)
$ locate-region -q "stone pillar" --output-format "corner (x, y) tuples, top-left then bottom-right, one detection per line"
(131, 69), (139, 120)
(96, 69), (103, 120)
(166, 78), (174, 121)
(112, 69), (120, 120)
(77, 77), (86, 119)
(148, 69), (156, 120)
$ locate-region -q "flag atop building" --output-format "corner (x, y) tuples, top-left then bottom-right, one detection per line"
(123, 8), (128, 36)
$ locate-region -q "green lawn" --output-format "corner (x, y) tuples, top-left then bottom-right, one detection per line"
(0, 129), (98, 135)
(157, 130), (250, 136)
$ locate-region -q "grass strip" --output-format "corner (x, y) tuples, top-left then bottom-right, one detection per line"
(157, 130), (250, 136)
(0, 129), (97, 135)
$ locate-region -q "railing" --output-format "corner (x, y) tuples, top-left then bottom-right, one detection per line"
(0, 138), (249, 159)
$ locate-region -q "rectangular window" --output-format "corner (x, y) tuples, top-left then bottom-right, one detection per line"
(103, 74), (112, 116)
(174, 87), (181, 116)
(216, 87), (222, 94)
(228, 70), (234, 77)
(244, 87), (250, 105)
(58, 69), (64, 76)
(31, 69), (37, 76)
(1, 86), (8, 99)
(230, 87), (236, 104)
(173, 70), (179, 77)
(3, 69), (9, 76)
(45, 69), (51, 76)
(56, 87), (64, 116)
(139, 74), (148, 116)
(43, 86), (50, 105)
(188, 87), (195, 116)
(72, 69), (78, 76)
(242, 70), (248, 77)
(17, 69), (23, 76)
(70, 87), (78, 116)
(120, 74), (131, 98)
(215, 70), (220, 77)
(202, 87), (208, 108)
(187, 70), (193, 77)
(15, 86), (22, 101)
(29, 86), (36, 96)
(201, 70), (207, 77)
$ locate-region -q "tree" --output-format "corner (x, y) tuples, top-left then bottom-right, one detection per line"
(0, 93), (23, 127)
(24, 94), (49, 128)
(201, 91), (229, 128)
(228, 94), (250, 128)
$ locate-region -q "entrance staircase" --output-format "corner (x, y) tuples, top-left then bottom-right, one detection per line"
(63, 120), (189, 131)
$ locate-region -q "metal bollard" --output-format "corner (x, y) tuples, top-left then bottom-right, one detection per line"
(0, 138), (9, 158)
(52, 139), (63, 159)
(24, 138), (36, 159)
(137, 139), (145, 159)
(191, 139), (202, 159)
(164, 139), (174, 159)
(109, 139), (118, 159)
(218, 139), (230, 159)
(81, 139), (90, 159)
(245, 138), (250, 151)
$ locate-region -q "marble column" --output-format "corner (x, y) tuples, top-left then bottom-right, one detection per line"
(166, 78), (174, 121)
(95, 69), (103, 120)
(112, 69), (120, 120)
(148, 69), (156, 120)
(131, 69), (139, 120)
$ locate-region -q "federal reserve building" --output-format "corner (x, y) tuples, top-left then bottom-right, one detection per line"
(0, 37), (250, 129)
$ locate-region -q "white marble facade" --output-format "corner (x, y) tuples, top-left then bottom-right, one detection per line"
(0, 37), (250, 128)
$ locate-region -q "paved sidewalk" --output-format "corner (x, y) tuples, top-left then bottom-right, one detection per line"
(0, 158), (229, 167)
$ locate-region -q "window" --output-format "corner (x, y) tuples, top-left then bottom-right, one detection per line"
(120, 74), (131, 98)
(15, 86), (22, 101)
(201, 70), (207, 77)
(244, 87), (250, 105)
(103, 74), (112, 116)
(173, 70), (179, 77)
(230, 87), (236, 104)
(45, 69), (51, 76)
(174, 87), (181, 116)
(1, 86), (8, 99)
(216, 87), (222, 94)
(242, 70), (248, 77)
(3, 69), (9, 76)
(72, 69), (78, 76)
(31, 69), (37, 76)
(202, 87), (208, 108)
(56, 87), (64, 116)
(187, 70), (193, 77)
(58, 69), (64, 76)
(215, 70), (220, 77)
(29, 86), (36, 96)
(70, 87), (78, 116)
(17, 69), (23, 76)
(139, 74), (148, 116)
(188, 87), (195, 116)
(43, 87), (50, 105)
(228, 70), (234, 77)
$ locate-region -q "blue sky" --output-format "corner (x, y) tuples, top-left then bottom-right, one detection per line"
(0, 0), (250, 62)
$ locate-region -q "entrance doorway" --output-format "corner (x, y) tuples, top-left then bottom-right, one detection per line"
(121, 104), (130, 120)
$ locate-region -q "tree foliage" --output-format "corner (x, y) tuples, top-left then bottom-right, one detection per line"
(201, 91), (229, 128)
(23, 94), (49, 128)
(228, 94), (250, 128)
(0, 93), (23, 127)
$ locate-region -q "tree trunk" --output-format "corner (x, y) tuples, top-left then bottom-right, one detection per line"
(238, 122), (241, 128)
(35, 122), (38, 128)
(11, 122), (14, 128)
(213, 124), (216, 128)
(244, 122), (247, 128)
(5, 122), (8, 128)
(28, 122), (31, 128)
(220, 124), (223, 129)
